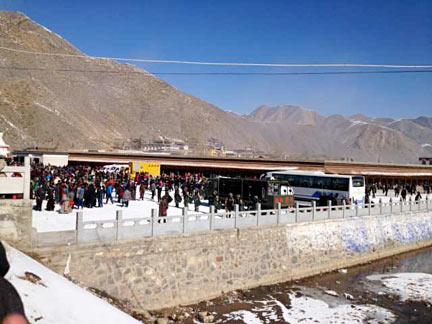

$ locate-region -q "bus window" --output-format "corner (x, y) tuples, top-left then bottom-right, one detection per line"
(300, 176), (313, 188)
(286, 175), (299, 187)
(352, 177), (364, 187)
(331, 178), (349, 191)
(314, 176), (331, 189)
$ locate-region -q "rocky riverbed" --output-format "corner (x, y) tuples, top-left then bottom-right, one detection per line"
(146, 246), (432, 323)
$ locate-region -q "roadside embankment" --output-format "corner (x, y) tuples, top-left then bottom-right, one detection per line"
(31, 209), (432, 310)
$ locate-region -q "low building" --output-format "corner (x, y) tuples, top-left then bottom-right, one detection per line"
(13, 150), (69, 167)
(419, 157), (432, 165)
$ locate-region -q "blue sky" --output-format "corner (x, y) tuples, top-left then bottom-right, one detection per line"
(2, 0), (432, 117)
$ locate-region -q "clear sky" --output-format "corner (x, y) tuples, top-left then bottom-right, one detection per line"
(1, 0), (432, 118)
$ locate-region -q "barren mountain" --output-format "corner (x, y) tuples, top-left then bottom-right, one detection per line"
(0, 11), (430, 163)
(249, 105), (325, 125)
(0, 11), (263, 151)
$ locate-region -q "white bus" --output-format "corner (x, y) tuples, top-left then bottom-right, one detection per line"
(261, 170), (365, 205)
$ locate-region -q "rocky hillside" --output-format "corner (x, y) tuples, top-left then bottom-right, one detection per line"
(0, 11), (430, 163)
(0, 11), (263, 151)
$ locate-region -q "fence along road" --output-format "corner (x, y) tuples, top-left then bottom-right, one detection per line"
(32, 196), (432, 247)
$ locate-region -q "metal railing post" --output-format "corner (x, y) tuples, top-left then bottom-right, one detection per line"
(23, 156), (31, 200)
(295, 202), (299, 223)
(116, 210), (122, 241)
(76, 211), (83, 243)
(409, 197), (412, 211)
(209, 205), (215, 230)
(342, 201), (346, 218)
(234, 204), (239, 228)
(368, 200), (372, 215)
(355, 203), (359, 217)
(328, 200), (332, 219)
(379, 198), (382, 215)
(400, 198), (403, 212)
(277, 202), (281, 224)
(151, 208), (157, 236)
(389, 198), (392, 214)
(312, 201), (316, 221)
(256, 203), (261, 226)
(182, 207), (188, 233)
(427, 196), (429, 210)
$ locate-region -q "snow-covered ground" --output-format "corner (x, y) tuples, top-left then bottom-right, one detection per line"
(371, 192), (432, 204)
(367, 272), (432, 304)
(33, 190), (211, 233)
(222, 293), (395, 324)
(3, 242), (141, 324)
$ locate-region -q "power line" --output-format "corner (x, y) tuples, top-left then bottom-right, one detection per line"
(1, 45), (432, 69)
(1, 65), (432, 76)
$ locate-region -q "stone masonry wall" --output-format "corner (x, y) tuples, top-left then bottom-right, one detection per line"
(33, 209), (432, 310)
(0, 199), (32, 251)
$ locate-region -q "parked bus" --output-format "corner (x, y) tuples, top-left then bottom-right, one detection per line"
(206, 176), (295, 209)
(260, 170), (365, 205)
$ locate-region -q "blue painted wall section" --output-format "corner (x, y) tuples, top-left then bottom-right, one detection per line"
(342, 212), (432, 253)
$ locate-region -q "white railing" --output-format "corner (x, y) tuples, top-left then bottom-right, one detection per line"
(0, 157), (30, 199)
(32, 196), (432, 247)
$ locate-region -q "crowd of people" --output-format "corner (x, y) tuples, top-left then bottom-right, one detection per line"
(367, 182), (430, 202)
(30, 163), (228, 216)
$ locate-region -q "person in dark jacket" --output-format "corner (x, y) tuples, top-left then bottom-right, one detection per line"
(193, 190), (201, 212)
(174, 187), (182, 208)
(35, 185), (45, 211)
(225, 193), (235, 212)
(157, 182), (162, 202)
(162, 191), (173, 208)
(0, 242), (29, 324)
(88, 184), (96, 208)
(318, 192), (327, 207)
(46, 188), (55, 211)
(97, 185), (104, 208)
(401, 187), (407, 201)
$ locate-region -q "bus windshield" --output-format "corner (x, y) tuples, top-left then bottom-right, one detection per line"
(352, 176), (364, 187)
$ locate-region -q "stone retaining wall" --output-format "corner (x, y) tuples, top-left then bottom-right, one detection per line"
(33, 209), (432, 310)
(0, 199), (32, 251)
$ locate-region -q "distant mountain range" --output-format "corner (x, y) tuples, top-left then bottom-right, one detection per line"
(0, 11), (431, 164)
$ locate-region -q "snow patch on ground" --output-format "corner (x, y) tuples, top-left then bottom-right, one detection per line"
(367, 272), (432, 304)
(223, 293), (395, 324)
(348, 120), (369, 128)
(34, 102), (53, 113)
(4, 243), (140, 324)
(0, 114), (20, 131)
(224, 310), (262, 323)
(281, 293), (394, 324)
(34, 102), (61, 116)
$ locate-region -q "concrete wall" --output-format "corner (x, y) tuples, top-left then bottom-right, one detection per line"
(33, 209), (432, 310)
(0, 199), (33, 251)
